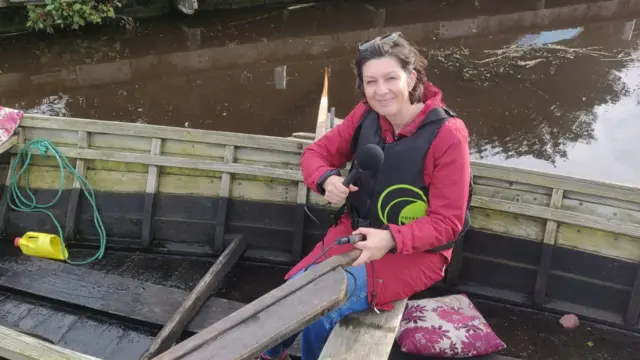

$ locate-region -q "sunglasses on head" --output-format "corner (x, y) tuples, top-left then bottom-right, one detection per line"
(357, 32), (404, 52)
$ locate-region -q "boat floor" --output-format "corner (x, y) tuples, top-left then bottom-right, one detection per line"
(0, 290), (157, 359)
(0, 247), (638, 359)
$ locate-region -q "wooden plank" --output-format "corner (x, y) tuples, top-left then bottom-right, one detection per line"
(7, 160), (640, 262)
(0, 155), (17, 234)
(10, 145), (302, 181)
(556, 224), (640, 262)
(140, 234), (246, 360)
(472, 162), (640, 204)
(0, 134), (18, 155)
(4, 326), (55, 344)
(471, 195), (640, 239)
(15, 117), (640, 213)
(22, 127), (302, 169)
(0, 256), (244, 335)
(20, 144), (640, 244)
(13, 117), (640, 214)
(153, 250), (362, 360)
(3, 165), (325, 207)
(564, 190), (640, 212)
(0, 130), (23, 234)
(0, 325), (100, 360)
(625, 266), (640, 326)
(214, 145), (235, 252)
(63, 131), (89, 242)
(141, 138), (162, 246)
(533, 189), (564, 305)
(19, 115), (306, 153)
(319, 298), (408, 360)
(292, 181), (307, 261)
(289, 132), (315, 140)
(0, 296), (79, 344)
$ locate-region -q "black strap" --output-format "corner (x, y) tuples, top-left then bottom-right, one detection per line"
(421, 106), (456, 126)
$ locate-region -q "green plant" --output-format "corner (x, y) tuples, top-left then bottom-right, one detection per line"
(26, 0), (122, 33)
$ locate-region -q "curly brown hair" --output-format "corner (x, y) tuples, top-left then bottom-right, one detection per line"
(353, 33), (428, 105)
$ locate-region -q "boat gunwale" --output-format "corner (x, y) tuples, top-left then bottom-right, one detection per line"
(18, 114), (309, 154)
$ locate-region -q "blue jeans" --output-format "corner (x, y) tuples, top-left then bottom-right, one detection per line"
(261, 263), (369, 360)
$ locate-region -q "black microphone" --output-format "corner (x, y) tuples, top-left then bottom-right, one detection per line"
(342, 144), (384, 187)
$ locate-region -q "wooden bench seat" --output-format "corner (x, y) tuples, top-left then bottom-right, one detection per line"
(318, 298), (408, 360)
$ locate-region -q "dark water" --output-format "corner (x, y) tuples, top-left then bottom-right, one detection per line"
(0, 0), (639, 187)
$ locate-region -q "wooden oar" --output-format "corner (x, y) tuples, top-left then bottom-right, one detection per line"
(140, 234), (246, 360)
(152, 250), (361, 360)
(314, 66), (330, 140)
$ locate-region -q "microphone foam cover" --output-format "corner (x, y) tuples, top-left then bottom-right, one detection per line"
(356, 144), (384, 172)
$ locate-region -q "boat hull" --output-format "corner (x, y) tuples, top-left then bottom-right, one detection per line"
(0, 111), (638, 339)
(0, 182), (638, 335)
(0, 185), (332, 265)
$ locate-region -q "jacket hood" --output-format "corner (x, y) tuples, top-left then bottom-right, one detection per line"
(421, 81), (444, 108)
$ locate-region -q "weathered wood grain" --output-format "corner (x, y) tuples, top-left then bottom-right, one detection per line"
(471, 195), (640, 239)
(153, 250), (361, 360)
(0, 134), (18, 155)
(141, 138), (162, 246)
(0, 256), (244, 333)
(140, 234), (246, 360)
(20, 115), (306, 153)
(0, 325), (100, 360)
(471, 162), (640, 204)
(533, 189), (564, 305)
(214, 145), (236, 252)
(12, 145), (303, 181)
(318, 298), (408, 360)
(141, 235), (247, 360)
(10, 112), (640, 264)
(63, 131), (89, 243)
(12, 127), (640, 244)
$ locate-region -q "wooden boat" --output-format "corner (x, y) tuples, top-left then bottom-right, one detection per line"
(0, 67), (639, 359)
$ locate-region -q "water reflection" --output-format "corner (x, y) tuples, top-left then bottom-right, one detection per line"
(477, 50), (640, 185)
(0, 0), (639, 185)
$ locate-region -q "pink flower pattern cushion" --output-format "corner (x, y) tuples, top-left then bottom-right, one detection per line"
(396, 294), (506, 357)
(0, 106), (22, 145)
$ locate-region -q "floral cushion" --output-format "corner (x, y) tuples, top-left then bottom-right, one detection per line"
(0, 106), (22, 146)
(396, 293), (506, 357)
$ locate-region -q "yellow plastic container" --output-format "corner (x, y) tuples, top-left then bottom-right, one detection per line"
(14, 232), (68, 261)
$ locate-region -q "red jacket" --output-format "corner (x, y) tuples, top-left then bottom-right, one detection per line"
(285, 82), (471, 311)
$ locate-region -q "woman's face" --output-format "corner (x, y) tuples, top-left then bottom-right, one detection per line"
(362, 56), (417, 117)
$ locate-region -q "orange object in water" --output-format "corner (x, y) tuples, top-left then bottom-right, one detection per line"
(14, 232), (68, 261)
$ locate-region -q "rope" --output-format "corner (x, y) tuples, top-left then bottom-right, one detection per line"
(7, 138), (106, 265)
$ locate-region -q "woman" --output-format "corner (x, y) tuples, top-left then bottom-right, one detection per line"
(258, 32), (471, 360)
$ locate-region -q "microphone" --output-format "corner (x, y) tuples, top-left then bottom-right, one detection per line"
(342, 143), (384, 187)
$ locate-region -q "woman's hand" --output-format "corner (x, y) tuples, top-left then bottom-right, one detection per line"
(351, 227), (396, 267)
(322, 175), (358, 205)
